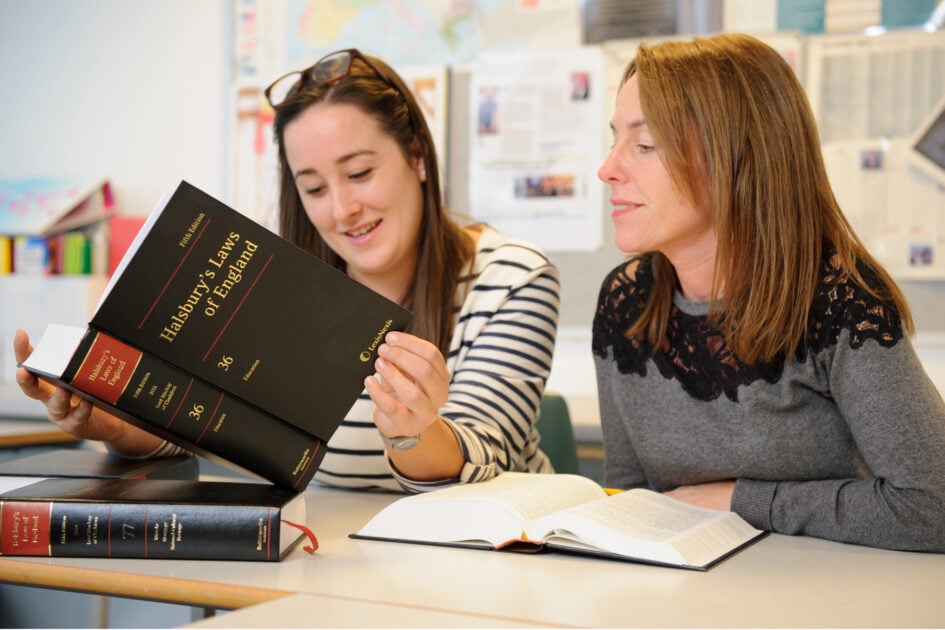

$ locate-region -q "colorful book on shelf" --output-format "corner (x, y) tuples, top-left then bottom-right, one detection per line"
(0, 177), (115, 237)
(352, 472), (765, 571)
(107, 214), (146, 276)
(46, 230), (94, 275)
(0, 236), (12, 274)
(0, 477), (309, 561)
(0, 448), (199, 481)
(19, 180), (413, 491)
(12, 235), (49, 275)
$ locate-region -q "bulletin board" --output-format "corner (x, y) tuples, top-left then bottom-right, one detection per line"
(806, 29), (945, 279)
(226, 1), (945, 326)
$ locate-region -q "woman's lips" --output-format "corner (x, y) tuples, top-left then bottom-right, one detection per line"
(345, 219), (381, 239)
(611, 202), (641, 218)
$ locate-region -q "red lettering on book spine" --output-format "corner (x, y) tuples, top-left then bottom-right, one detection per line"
(72, 333), (143, 404)
(0, 501), (52, 556)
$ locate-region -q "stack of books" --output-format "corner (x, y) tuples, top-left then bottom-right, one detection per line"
(6, 180), (413, 561)
(0, 448), (306, 561)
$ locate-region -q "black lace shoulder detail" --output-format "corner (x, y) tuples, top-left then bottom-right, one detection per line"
(592, 256), (780, 401)
(592, 257), (651, 371)
(592, 253), (903, 403)
(807, 254), (903, 354)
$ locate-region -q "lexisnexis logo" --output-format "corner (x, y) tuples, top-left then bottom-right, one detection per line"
(360, 319), (394, 362)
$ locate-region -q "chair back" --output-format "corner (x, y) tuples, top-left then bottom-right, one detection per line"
(536, 392), (580, 474)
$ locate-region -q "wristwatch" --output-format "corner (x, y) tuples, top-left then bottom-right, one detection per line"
(380, 431), (424, 451)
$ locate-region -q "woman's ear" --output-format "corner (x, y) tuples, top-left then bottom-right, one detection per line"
(415, 155), (427, 182)
(410, 138), (427, 182)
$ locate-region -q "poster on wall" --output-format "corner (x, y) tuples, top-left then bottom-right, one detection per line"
(230, 0), (583, 228)
(467, 46), (605, 253)
(807, 29), (945, 280)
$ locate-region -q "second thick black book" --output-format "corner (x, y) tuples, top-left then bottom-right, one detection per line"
(21, 181), (413, 490)
(0, 478), (308, 561)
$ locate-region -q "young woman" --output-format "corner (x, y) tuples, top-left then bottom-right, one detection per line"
(14, 49), (560, 492)
(593, 33), (945, 551)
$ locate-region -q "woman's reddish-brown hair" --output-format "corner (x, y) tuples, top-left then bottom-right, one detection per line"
(623, 33), (912, 364)
(271, 52), (473, 356)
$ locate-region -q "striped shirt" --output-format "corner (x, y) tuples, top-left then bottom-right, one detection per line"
(314, 227), (560, 492)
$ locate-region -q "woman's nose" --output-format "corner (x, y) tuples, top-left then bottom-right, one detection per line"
(331, 187), (360, 221)
(598, 148), (623, 184)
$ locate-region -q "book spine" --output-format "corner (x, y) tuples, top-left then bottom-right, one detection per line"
(62, 329), (320, 491)
(0, 499), (283, 561)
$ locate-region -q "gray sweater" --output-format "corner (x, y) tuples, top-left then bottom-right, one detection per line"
(593, 255), (945, 551)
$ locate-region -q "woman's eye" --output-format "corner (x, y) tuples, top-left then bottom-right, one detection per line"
(304, 185), (325, 196)
(350, 168), (372, 181)
(637, 144), (655, 153)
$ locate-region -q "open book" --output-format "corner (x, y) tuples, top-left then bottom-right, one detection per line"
(352, 472), (764, 570)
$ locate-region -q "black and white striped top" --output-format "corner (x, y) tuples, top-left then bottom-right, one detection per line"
(314, 227), (560, 492)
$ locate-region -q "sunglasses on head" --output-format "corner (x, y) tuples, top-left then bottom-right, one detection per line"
(265, 48), (396, 109)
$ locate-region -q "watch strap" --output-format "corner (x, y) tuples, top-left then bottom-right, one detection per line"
(380, 431), (424, 451)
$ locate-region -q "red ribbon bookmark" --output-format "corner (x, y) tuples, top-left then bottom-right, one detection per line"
(282, 519), (319, 554)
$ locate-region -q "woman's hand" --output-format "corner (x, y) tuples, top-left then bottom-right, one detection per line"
(13, 329), (163, 456)
(363, 331), (461, 480)
(364, 331), (450, 438)
(664, 480), (736, 511)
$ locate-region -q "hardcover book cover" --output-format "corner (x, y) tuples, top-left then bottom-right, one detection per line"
(91, 181), (412, 443)
(20, 180), (413, 490)
(0, 477), (308, 561)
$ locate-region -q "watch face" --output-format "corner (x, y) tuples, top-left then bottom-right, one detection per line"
(391, 435), (421, 451)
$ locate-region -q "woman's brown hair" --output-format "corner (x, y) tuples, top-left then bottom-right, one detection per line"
(622, 33), (913, 365)
(271, 52), (474, 356)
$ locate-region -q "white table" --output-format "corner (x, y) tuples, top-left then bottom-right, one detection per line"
(2, 485), (943, 628)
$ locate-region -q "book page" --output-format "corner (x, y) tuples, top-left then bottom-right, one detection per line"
(531, 489), (761, 567)
(279, 491), (307, 556)
(0, 476), (46, 494)
(19, 323), (87, 378)
(355, 472), (607, 547)
(93, 187), (172, 312)
(426, 472), (607, 521)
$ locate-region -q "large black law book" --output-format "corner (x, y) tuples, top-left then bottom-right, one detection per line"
(352, 472), (765, 570)
(19, 181), (413, 491)
(0, 477), (308, 561)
